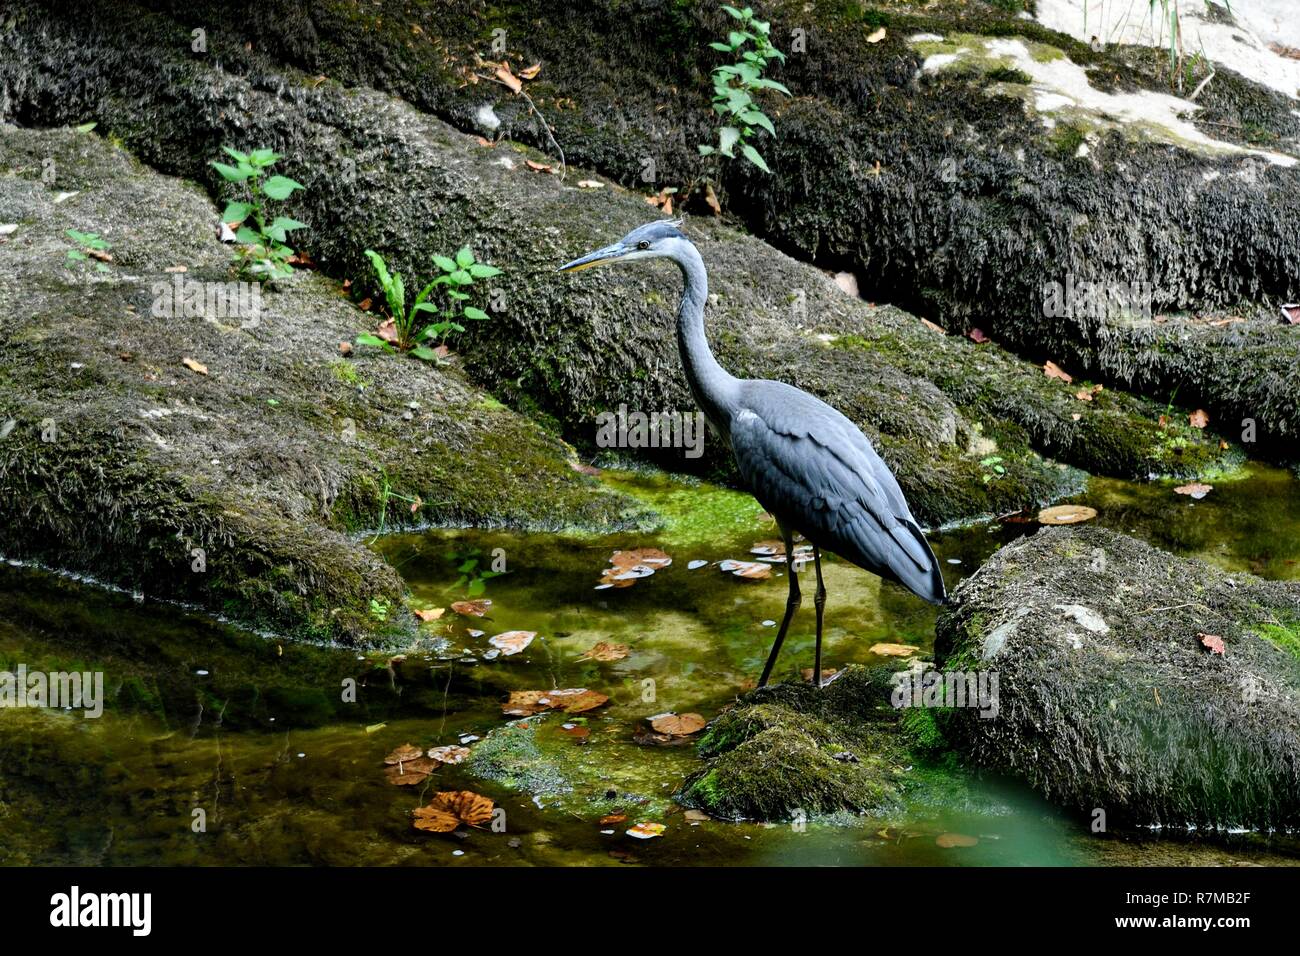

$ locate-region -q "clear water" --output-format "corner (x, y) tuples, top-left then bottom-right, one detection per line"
(1, 464), (1298, 866)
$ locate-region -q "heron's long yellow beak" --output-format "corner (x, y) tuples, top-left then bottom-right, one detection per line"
(558, 243), (625, 273)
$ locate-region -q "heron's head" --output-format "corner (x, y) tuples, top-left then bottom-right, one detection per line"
(558, 219), (689, 273)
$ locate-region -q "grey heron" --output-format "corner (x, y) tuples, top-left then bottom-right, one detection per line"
(560, 220), (946, 688)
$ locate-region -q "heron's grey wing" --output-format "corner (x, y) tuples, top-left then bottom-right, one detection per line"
(729, 385), (945, 603)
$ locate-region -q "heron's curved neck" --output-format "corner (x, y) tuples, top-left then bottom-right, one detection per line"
(671, 241), (739, 429)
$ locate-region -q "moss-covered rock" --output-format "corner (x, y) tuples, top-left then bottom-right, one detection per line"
(0, 126), (641, 643)
(677, 665), (911, 821)
(86, 0), (1300, 455)
(936, 524), (1300, 828)
(0, 2), (1237, 531)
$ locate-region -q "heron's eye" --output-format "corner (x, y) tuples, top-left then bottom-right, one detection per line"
(636, 240), (650, 250)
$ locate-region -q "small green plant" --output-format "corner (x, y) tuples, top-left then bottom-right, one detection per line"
(979, 455), (1006, 483)
(447, 547), (506, 598)
(210, 146), (306, 281)
(355, 247), (500, 362)
(368, 597), (390, 622)
(697, 4), (790, 174)
(64, 230), (112, 273)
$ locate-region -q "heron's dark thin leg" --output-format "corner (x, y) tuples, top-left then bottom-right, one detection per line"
(757, 534), (800, 688)
(812, 546), (827, 688)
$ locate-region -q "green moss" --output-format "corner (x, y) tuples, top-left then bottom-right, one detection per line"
(1252, 619), (1300, 661)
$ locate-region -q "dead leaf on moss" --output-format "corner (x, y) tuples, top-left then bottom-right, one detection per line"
(599, 813), (628, 825)
(1189, 408), (1210, 429)
(1043, 360), (1073, 384)
(503, 688), (610, 717)
(488, 630), (536, 656)
(578, 641), (630, 662)
(427, 745), (471, 764)
(519, 62), (542, 80)
(493, 63), (522, 93)
(413, 790), (495, 832)
(384, 743), (423, 765)
(413, 607), (445, 622)
(719, 559), (772, 580)
(1174, 482), (1213, 500)
(1037, 504), (1097, 525)
(649, 712), (706, 736)
(626, 822), (666, 839)
(181, 357), (209, 375)
(386, 756), (440, 786)
(1199, 632), (1226, 655)
(868, 643), (919, 657)
(867, 26), (887, 42)
(451, 599), (492, 616)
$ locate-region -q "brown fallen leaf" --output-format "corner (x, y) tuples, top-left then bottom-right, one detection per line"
(649, 712), (706, 736)
(869, 642), (919, 657)
(1037, 504), (1097, 525)
(1074, 384), (1103, 402)
(683, 809), (711, 822)
(968, 328), (990, 343)
(1282, 304), (1300, 325)
(1043, 360), (1073, 384)
(599, 813), (628, 825)
(801, 667), (840, 683)
(427, 745), (471, 764)
(413, 790), (495, 832)
(578, 641), (630, 662)
(376, 318), (398, 342)
(1199, 632), (1226, 655)
(1189, 408), (1210, 429)
(451, 599), (492, 616)
(493, 63), (522, 93)
(626, 822), (666, 839)
(704, 182), (722, 217)
(503, 688), (610, 717)
(358, 297), (372, 311)
(475, 135), (496, 148)
(181, 357), (208, 375)
(488, 630), (536, 656)
(519, 62), (542, 80)
(867, 26), (887, 43)
(576, 179), (604, 188)
(386, 756), (440, 786)
(920, 318), (946, 334)
(1174, 482), (1213, 499)
(165, 264), (188, 273)
(338, 341), (353, 356)
(719, 559), (772, 579)
(611, 548), (671, 569)
(525, 159), (553, 173)
(556, 689), (610, 714)
(936, 833), (979, 848)
(559, 722), (590, 739)
(413, 607), (445, 622)
(385, 742), (424, 765)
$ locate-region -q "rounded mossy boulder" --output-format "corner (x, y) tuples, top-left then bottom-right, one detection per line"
(936, 524), (1300, 829)
(677, 665), (911, 822)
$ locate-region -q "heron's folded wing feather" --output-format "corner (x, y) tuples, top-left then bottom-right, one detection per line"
(729, 404), (932, 576)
